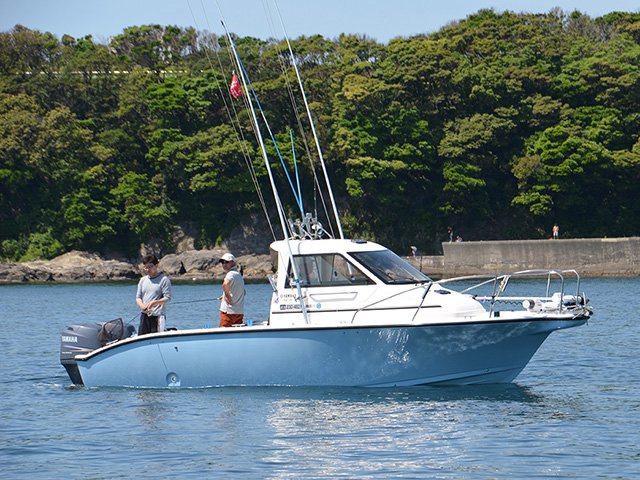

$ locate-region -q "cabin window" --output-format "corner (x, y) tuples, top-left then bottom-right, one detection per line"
(288, 254), (373, 287)
(350, 250), (431, 284)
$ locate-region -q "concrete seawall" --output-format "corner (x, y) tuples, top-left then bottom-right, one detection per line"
(407, 237), (640, 278)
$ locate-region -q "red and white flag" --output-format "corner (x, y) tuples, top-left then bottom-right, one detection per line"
(230, 73), (243, 99)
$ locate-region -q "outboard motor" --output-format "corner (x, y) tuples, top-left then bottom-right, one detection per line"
(60, 318), (135, 385)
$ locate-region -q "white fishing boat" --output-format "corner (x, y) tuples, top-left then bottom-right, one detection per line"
(59, 9), (592, 388)
(61, 234), (591, 387)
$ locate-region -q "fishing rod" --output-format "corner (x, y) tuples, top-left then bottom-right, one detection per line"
(185, 0), (277, 242)
(221, 18), (310, 324)
(124, 298), (219, 326)
(272, 0), (345, 239)
(233, 52), (305, 218)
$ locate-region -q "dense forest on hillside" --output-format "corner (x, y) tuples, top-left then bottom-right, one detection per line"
(1, 9), (640, 260)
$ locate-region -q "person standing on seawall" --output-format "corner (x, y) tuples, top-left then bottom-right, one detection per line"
(552, 224), (560, 240)
(218, 252), (246, 327)
(136, 254), (172, 335)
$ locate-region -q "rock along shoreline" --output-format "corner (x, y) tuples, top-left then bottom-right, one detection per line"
(0, 250), (273, 284)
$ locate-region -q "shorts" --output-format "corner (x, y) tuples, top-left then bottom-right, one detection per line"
(219, 312), (244, 328)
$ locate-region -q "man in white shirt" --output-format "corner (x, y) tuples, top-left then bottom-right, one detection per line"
(218, 252), (246, 327)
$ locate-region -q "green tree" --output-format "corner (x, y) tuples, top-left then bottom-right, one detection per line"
(512, 107), (629, 237)
(0, 93), (42, 244)
(3, 10), (640, 259)
(110, 172), (175, 248)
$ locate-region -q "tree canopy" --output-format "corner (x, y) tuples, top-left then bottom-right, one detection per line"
(1, 9), (640, 260)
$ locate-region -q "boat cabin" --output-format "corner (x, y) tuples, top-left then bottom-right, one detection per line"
(268, 238), (484, 327)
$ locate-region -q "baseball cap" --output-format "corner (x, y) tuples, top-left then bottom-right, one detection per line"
(218, 253), (236, 263)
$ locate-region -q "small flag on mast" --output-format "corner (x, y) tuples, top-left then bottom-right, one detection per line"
(230, 72), (243, 99)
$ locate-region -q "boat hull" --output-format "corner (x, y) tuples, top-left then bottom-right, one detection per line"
(75, 317), (586, 388)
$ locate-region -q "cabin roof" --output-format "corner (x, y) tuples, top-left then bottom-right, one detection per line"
(270, 238), (387, 256)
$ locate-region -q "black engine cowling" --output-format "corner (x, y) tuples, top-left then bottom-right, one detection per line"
(60, 318), (135, 385)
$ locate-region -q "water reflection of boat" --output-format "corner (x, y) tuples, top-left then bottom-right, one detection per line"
(59, 8), (592, 389)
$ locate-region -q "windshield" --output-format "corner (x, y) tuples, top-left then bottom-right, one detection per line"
(350, 250), (431, 284)
(288, 254), (374, 288)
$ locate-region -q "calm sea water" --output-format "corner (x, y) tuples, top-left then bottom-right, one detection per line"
(1, 278), (638, 479)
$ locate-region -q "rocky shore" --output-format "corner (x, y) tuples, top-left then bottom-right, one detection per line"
(0, 250), (273, 284)
(4, 236), (635, 284)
